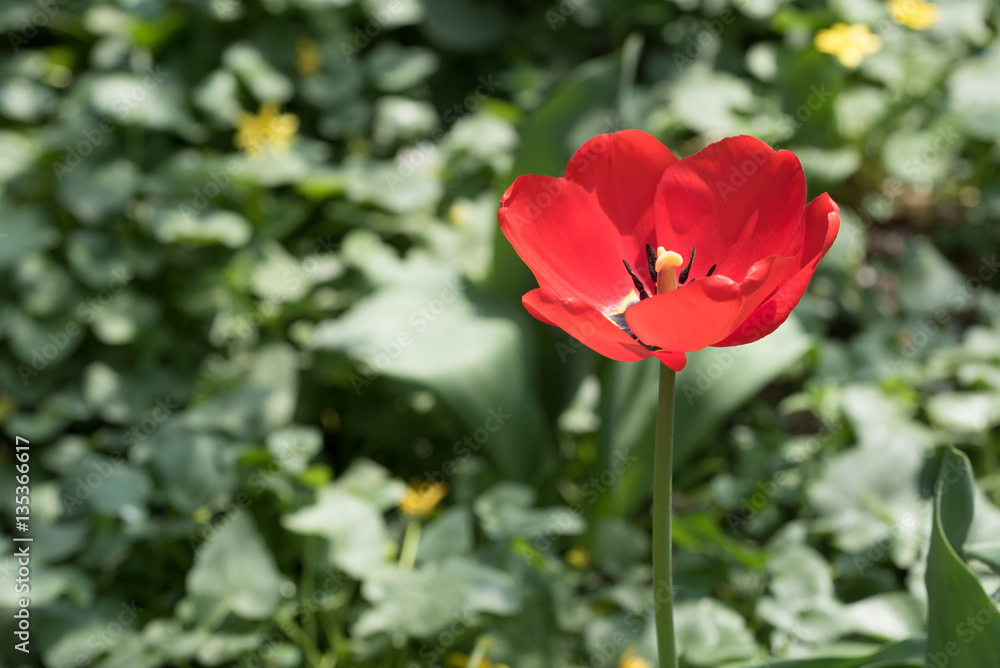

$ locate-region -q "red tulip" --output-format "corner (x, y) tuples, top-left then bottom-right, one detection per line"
(498, 131), (840, 371)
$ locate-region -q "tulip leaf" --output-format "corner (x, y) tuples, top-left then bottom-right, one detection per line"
(924, 446), (1000, 667)
(741, 637), (925, 667)
(308, 262), (550, 481)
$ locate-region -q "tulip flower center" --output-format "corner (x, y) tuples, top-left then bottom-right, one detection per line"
(653, 248), (684, 294)
(608, 245), (720, 352)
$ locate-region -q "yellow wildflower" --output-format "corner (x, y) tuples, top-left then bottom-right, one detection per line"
(398, 478), (448, 518)
(296, 38), (322, 75)
(618, 645), (652, 668)
(233, 103), (299, 159)
(566, 546), (591, 570)
(814, 23), (883, 68)
(887, 0), (938, 30)
(446, 653), (510, 668)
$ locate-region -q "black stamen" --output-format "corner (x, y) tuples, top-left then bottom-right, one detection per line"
(706, 264), (717, 277)
(607, 312), (661, 351)
(678, 247), (696, 284)
(622, 260), (650, 300)
(645, 243), (658, 288)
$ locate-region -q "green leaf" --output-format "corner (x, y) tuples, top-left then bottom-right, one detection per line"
(186, 514), (283, 621)
(266, 425), (323, 475)
(742, 637), (925, 667)
(419, 0), (508, 53)
(0, 204), (59, 269)
(222, 43), (293, 103)
(925, 447), (1000, 667)
(354, 557), (520, 638)
(473, 482), (584, 540)
(843, 592), (925, 642)
(965, 541), (1000, 573)
(675, 598), (760, 665)
(151, 429), (235, 513)
(670, 67), (755, 135)
(417, 506), (474, 563)
(282, 460), (401, 578)
(948, 47), (1000, 141)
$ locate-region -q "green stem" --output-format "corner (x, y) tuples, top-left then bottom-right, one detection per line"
(303, 535), (318, 647)
(465, 635), (492, 668)
(652, 364), (678, 668)
(274, 610), (323, 668)
(399, 520), (421, 570)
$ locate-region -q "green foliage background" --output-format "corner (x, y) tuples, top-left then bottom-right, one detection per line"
(1, 0), (999, 666)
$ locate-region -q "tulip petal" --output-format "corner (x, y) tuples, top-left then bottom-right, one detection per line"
(523, 288), (650, 362)
(623, 275), (745, 352)
(564, 129), (678, 284)
(500, 176), (634, 311)
(654, 135), (807, 281)
(716, 194), (840, 347)
(653, 350), (688, 371)
(729, 254), (801, 326)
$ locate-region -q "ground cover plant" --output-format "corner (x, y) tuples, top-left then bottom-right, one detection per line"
(1, 0), (999, 666)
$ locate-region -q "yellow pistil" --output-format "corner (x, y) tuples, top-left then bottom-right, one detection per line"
(887, 0), (938, 30)
(654, 248), (684, 294)
(814, 23), (883, 68)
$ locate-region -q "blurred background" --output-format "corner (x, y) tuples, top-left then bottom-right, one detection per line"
(1, 0), (1000, 666)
